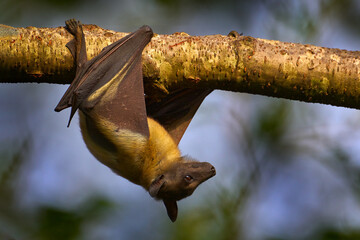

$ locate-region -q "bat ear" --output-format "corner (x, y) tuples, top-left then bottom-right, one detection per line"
(163, 199), (178, 222)
(149, 175), (165, 198)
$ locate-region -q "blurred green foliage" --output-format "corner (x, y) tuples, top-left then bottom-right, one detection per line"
(35, 198), (114, 240)
(314, 229), (360, 240)
(169, 184), (247, 240)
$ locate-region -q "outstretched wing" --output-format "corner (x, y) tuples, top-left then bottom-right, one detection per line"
(55, 19), (153, 137)
(146, 88), (212, 145)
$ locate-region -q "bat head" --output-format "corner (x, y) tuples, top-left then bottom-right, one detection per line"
(148, 158), (216, 222)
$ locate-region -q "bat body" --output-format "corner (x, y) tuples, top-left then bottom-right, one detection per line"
(55, 19), (215, 222)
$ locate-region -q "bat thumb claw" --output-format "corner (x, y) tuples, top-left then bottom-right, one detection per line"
(67, 108), (77, 127)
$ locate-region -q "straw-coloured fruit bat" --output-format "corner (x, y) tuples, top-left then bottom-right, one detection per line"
(55, 19), (215, 222)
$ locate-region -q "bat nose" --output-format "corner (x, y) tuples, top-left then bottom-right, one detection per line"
(210, 165), (216, 176)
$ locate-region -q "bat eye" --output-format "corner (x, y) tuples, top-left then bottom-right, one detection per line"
(184, 175), (193, 183)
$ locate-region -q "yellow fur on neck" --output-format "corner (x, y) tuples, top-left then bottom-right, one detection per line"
(79, 112), (181, 189)
(141, 118), (181, 188)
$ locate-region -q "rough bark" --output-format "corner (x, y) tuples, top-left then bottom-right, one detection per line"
(1, 23), (360, 109)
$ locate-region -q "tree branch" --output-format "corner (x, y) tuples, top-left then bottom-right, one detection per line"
(1, 23), (360, 109)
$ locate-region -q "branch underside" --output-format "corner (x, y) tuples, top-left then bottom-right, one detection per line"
(1, 24), (360, 109)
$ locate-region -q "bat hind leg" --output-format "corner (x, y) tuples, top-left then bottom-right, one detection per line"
(55, 19), (88, 121)
(64, 18), (88, 73)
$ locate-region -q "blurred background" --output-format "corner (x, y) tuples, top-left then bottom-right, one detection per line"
(2, 0), (360, 239)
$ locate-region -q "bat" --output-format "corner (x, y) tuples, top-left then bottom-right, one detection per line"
(55, 19), (215, 222)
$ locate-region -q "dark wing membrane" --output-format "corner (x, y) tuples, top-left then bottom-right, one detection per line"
(55, 24), (153, 137)
(84, 54), (149, 137)
(146, 88), (212, 145)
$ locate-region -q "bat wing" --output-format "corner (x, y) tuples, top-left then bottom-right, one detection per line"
(146, 88), (212, 145)
(55, 19), (153, 137)
(55, 20), (88, 115)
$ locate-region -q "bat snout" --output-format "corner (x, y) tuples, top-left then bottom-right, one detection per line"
(202, 162), (216, 176)
(210, 165), (216, 176)
(206, 163), (216, 179)
(183, 161), (216, 180)
(196, 162), (216, 181)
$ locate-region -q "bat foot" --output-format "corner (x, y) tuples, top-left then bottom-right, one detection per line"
(228, 30), (243, 38)
(65, 19), (83, 37)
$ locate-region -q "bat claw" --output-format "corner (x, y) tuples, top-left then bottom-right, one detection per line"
(65, 18), (82, 36)
(228, 30), (243, 38)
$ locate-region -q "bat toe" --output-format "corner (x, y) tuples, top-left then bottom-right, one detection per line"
(65, 19), (82, 35)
